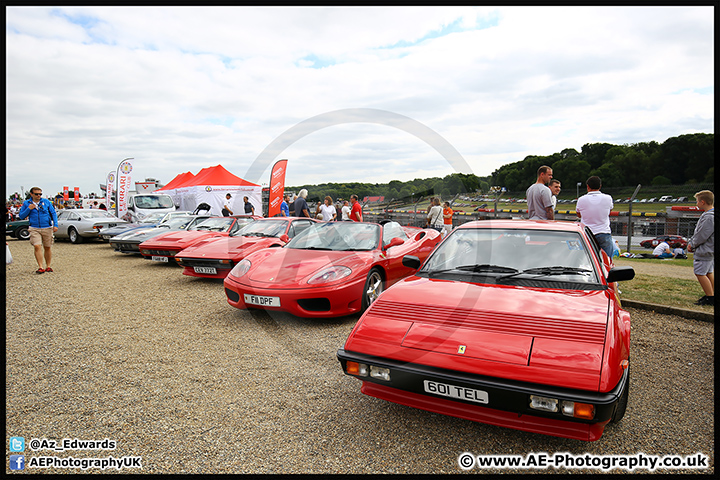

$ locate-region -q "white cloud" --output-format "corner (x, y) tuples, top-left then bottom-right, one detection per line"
(5, 6), (713, 199)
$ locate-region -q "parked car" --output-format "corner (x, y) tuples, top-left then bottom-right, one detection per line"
(175, 217), (317, 278)
(109, 214), (212, 254)
(639, 235), (688, 249)
(5, 219), (30, 240)
(224, 221), (443, 318)
(337, 220), (635, 442)
(676, 196), (688, 203)
(99, 211), (181, 241)
(659, 196), (673, 202)
(138, 215), (258, 263)
(55, 210), (127, 244)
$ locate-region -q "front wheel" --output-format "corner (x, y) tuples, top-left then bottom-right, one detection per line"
(361, 269), (384, 311)
(69, 227), (83, 244)
(610, 369), (629, 423)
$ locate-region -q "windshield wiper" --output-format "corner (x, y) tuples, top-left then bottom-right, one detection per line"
(497, 266), (593, 281)
(426, 264), (519, 276)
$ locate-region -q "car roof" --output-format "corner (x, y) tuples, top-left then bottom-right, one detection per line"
(456, 219), (587, 233)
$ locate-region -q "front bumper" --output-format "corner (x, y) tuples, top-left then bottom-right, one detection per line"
(337, 349), (628, 442)
(224, 275), (367, 318)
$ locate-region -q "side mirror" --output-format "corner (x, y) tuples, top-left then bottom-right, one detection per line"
(279, 234), (290, 243)
(606, 266), (635, 283)
(402, 255), (421, 270)
(384, 237), (405, 250)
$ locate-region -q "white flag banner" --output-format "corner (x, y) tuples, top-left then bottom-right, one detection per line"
(106, 170), (115, 213)
(116, 157), (133, 220)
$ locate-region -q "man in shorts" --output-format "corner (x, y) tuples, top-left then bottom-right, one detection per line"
(18, 187), (59, 273)
(687, 190), (714, 305)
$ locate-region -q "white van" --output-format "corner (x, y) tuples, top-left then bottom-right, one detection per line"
(659, 195), (673, 202)
(126, 193), (176, 222)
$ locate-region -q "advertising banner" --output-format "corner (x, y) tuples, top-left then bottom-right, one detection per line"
(63, 186), (69, 202)
(267, 159), (288, 218)
(74, 187), (80, 201)
(106, 171), (115, 211)
(116, 157), (134, 220)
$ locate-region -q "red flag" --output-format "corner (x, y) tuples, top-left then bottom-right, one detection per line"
(63, 186), (69, 201)
(74, 187), (80, 201)
(267, 159), (288, 218)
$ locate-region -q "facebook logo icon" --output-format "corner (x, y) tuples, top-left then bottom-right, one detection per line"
(9, 437), (25, 452)
(10, 455), (25, 470)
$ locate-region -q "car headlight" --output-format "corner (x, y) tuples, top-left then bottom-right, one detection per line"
(307, 266), (352, 285)
(230, 259), (251, 278)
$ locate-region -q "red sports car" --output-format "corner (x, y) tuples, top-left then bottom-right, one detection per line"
(223, 221), (442, 318)
(175, 217), (318, 278)
(639, 235), (687, 249)
(337, 220), (635, 441)
(138, 216), (257, 263)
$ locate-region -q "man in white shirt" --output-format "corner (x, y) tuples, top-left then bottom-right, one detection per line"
(526, 166), (554, 220)
(576, 176), (614, 259)
(652, 241), (673, 258)
(549, 179), (561, 210)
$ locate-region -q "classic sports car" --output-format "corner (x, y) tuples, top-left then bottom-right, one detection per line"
(138, 215), (258, 263)
(5, 219), (30, 240)
(175, 217), (318, 278)
(99, 211), (179, 241)
(109, 214), (212, 254)
(55, 209), (127, 244)
(639, 235), (687, 249)
(223, 221), (442, 318)
(337, 220), (635, 442)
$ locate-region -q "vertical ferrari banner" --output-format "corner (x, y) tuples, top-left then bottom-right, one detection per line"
(106, 171), (115, 212)
(267, 159), (288, 218)
(74, 187), (80, 201)
(116, 157), (134, 219)
(63, 186), (69, 202)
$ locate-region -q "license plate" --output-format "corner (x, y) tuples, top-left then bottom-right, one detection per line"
(194, 266), (217, 274)
(244, 294), (281, 307)
(108, 223), (117, 227)
(152, 256), (168, 262)
(423, 380), (488, 404)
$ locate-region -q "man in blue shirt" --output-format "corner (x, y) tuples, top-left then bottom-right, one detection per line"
(280, 194), (290, 217)
(18, 187), (59, 273)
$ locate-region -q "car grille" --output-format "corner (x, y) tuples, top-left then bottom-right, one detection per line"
(368, 299), (607, 344)
(113, 243), (140, 252)
(178, 258), (231, 268)
(142, 249), (176, 256)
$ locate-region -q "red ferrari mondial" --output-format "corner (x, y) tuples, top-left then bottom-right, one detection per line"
(338, 220), (635, 441)
(138, 216), (256, 263)
(223, 221), (442, 318)
(175, 217), (318, 278)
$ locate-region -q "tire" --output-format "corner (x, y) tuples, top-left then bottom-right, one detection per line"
(69, 227), (84, 244)
(361, 269), (384, 311)
(16, 226), (30, 241)
(610, 369), (629, 423)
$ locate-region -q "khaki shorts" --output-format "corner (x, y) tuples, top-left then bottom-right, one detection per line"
(29, 227), (54, 248)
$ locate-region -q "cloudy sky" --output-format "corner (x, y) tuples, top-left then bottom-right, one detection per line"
(5, 6), (714, 198)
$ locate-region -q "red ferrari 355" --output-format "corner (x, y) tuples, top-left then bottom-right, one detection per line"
(175, 217), (318, 278)
(223, 221), (442, 318)
(338, 220), (635, 441)
(138, 215), (257, 263)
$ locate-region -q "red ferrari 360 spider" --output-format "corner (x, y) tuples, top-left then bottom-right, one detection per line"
(337, 220), (635, 442)
(223, 221), (442, 318)
(138, 215), (257, 263)
(175, 217), (318, 278)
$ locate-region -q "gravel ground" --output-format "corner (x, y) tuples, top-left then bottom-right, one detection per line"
(5, 238), (714, 474)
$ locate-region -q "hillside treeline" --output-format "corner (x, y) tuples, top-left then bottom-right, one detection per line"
(289, 133), (713, 202)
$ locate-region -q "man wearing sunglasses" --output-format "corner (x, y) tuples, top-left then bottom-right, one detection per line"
(18, 187), (59, 274)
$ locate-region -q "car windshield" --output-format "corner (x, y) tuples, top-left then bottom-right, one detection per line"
(420, 228), (599, 284)
(141, 212), (167, 223)
(77, 211), (117, 219)
(287, 222), (380, 251)
(232, 219), (288, 238)
(133, 195), (174, 209)
(190, 217), (235, 232)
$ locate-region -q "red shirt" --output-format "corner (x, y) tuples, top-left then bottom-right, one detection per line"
(350, 202), (362, 221)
